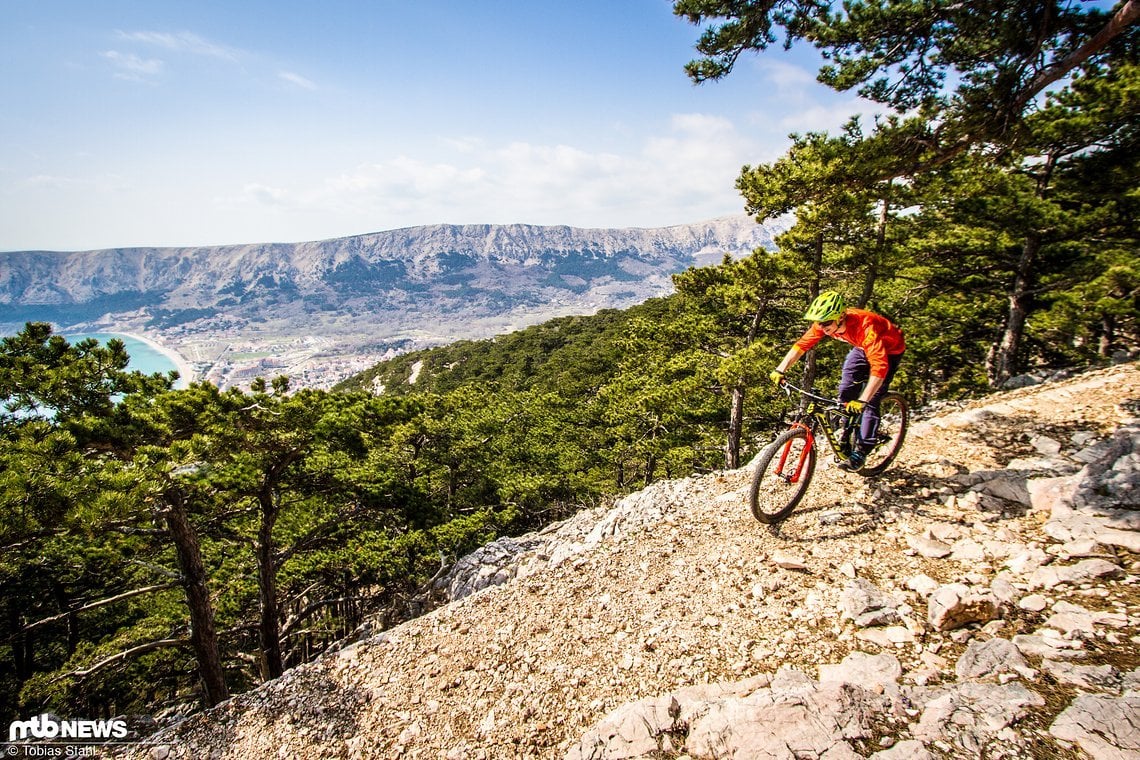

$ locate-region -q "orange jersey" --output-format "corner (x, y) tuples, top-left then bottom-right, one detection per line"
(794, 308), (906, 379)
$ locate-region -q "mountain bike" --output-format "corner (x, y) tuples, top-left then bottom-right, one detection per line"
(748, 381), (909, 524)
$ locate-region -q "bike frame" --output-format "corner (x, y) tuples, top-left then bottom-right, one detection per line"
(773, 383), (855, 482)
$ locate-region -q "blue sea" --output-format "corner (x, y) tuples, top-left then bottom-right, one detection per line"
(65, 332), (188, 388)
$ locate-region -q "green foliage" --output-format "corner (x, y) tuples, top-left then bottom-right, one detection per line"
(5, 315), (725, 723)
(334, 301), (669, 397)
(674, 0), (1134, 150)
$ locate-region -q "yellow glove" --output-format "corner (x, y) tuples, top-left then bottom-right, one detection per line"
(845, 399), (866, 414)
(770, 370), (785, 386)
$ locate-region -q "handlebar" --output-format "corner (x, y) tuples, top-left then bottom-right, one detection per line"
(778, 380), (847, 412)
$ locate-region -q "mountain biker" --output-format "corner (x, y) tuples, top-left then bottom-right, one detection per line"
(770, 291), (906, 471)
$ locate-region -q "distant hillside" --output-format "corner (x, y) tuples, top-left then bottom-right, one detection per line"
(0, 216), (789, 346)
(335, 298), (672, 396)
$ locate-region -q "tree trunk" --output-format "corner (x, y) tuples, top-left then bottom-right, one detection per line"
(644, 450), (656, 487)
(725, 301), (768, 469)
(644, 424), (658, 486)
(9, 603), (33, 681)
(809, 234), (823, 302)
(1099, 314), (1115, 357)
(987, 152), (1056, 388)
(256, 488), (283, 681)
(725, 386), (746, 470)
(800, 234), (824, 399)
(254, 449), (303, 682)
(987, 233), (1040, 387)
(48, 579), (80, 655)
(859, 186), (891, 308)
(448, 463), (459, 504)
(162, 489), (229, 707)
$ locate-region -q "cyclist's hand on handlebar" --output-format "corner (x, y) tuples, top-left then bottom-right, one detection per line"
(845, 399), (866, 414)
(770, 370), (785, 387)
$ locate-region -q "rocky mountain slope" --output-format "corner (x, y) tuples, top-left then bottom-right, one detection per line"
(126, 362), (1139, 759)
(0, 216), (787, 345)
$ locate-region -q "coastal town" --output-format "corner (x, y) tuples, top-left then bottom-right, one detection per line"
(139, 331), (403, 392)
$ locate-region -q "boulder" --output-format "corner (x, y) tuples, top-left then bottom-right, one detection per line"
(927, 584), (999, 632)
(1050, 692), (1140, 760)
(839, 579), (903, 628)
(954, 638), (1029, 680)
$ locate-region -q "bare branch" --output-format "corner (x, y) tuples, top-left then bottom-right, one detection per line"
(23, 582), (182, 632)
(281, 595), (363, 636)
(52, 638), (185, 681)
(1016, 0), (1140, 114)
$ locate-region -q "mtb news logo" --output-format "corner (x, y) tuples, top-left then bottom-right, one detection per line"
(7, 714), (128, 742)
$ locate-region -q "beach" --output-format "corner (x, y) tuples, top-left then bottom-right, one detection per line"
(118, 331), (196, 388)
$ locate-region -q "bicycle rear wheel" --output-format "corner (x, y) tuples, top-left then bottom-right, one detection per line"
(860, 393), (909, 476)
(749, 428), (817, 523)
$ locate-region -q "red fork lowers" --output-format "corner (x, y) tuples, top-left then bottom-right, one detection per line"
(775, 423), (814, 483)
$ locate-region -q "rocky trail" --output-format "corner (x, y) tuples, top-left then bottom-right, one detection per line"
(130, 362), (1140, 759)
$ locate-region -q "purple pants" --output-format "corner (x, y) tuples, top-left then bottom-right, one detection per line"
(837, 348), (903, 453)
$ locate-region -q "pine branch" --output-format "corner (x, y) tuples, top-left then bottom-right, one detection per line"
(22, 582), (182, 632)
(1016, 0), (1140, 115)
(52, 638), (185, 681)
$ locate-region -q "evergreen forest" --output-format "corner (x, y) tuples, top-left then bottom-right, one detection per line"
(2, 0), (1137, 731)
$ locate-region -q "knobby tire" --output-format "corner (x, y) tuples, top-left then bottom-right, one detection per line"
(749, 427), (816, 524)
(859, 393), (909, 476)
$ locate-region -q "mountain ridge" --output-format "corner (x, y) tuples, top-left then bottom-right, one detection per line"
(0, 215), (785, 310)
(0, 216), (790, 389)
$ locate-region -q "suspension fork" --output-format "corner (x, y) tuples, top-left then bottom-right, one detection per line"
(775, 422), (815, 483)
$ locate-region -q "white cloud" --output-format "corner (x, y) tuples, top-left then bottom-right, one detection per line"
(239, 183), (290, 207)
(640, 114), (756, 200)
(758, 59), (819, 94)
(116, 31), (241, 61)
(278, 71), (317, 90)
(24, 174), (91, 189)
(103, 30), (242, 83)
(317, 158), (489, 216)
(440, 136), (484, 153)
(102, 50), (164, 81)
(778, 101), (873, 133)
(644, 113), (746, 171)
(219, 115), (757, 229)
(754, 57), (893, 135)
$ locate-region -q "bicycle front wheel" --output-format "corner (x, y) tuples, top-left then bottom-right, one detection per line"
(748, 428), (817, 524)
(860, 393), (909, 476)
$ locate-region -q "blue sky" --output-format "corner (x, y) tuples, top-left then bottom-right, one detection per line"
(1, 1), (879, 251)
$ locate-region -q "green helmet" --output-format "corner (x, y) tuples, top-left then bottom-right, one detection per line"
(804, 291), (846, 322)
